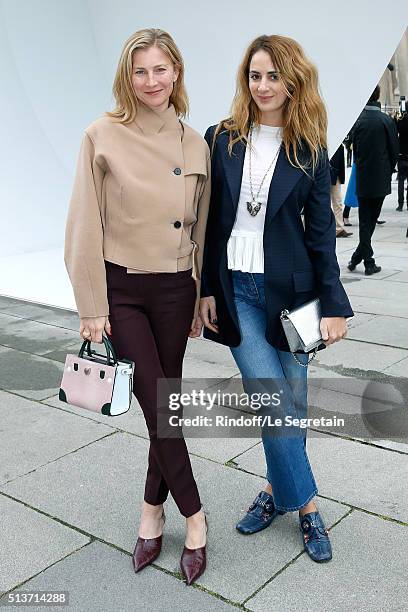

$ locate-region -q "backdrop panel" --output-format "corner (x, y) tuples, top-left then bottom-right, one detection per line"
(0, 0), (406, 307)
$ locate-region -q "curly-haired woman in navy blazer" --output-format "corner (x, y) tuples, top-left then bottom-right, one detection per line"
(200, 34), (354, 562)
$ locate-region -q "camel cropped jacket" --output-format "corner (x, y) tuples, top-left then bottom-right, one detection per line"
(64, 102), (211, 320)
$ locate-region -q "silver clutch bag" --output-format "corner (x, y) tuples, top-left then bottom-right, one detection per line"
(280, 298), (324, 366)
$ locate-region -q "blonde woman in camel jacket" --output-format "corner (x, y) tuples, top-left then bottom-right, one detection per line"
(64, 28), (210, 585)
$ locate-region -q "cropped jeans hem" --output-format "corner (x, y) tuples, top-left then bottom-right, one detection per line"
(272, 488), (318, 513)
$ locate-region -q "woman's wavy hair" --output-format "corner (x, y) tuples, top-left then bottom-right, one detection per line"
(213, 34), (328, 175)
(106, 28), (188, 122)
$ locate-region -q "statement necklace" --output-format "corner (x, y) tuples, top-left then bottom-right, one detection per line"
(247, 126), (281, 217)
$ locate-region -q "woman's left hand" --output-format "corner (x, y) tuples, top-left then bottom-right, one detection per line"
(320, 317), (348, 346)
(189, 315), (203, 338)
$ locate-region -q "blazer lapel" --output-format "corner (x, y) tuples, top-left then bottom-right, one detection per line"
(264, 145), (305, 229)
(220, 134), (246, 214)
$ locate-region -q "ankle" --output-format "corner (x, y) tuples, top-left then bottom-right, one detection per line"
(185, 511), (207, 549)
(141, 502), (163, 518)
(186, 509), (205, 526)
(299, 500), (317, 517)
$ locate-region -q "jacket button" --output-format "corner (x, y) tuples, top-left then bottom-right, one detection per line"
(173, 167), (182, 175)
(173, 221), (182, 229)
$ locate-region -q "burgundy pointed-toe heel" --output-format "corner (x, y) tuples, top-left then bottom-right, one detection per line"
(180, 515), (208, 585)
(132, 512), (166, 573)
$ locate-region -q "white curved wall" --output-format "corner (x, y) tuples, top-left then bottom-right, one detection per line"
(0, 0), (406, 307)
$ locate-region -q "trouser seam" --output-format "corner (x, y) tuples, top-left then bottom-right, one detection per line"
(249, 272), (261, 301)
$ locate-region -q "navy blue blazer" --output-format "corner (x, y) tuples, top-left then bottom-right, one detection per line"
(201, 125), (354, 352)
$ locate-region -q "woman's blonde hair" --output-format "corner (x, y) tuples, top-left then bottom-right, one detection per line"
(213, 34), (328, 175)
(106, 28), (188, 122)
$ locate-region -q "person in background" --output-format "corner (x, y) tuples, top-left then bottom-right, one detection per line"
(342, 204), (352, 225)
(344, 131), (353, 167)
(330, 143), (352, 237)
(347, 85), (399, 275)
(396, 111), (408, 211)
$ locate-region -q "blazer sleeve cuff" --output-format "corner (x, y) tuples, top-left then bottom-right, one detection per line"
(319, 288), (354, 319)
(200, 274), (213, 298)
(192, 277), (201, 321)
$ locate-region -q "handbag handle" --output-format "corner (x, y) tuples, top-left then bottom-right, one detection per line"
(78, 335), (118, 365)
(290, 347), (318, 368)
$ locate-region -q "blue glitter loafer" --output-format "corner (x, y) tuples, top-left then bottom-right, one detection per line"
(299, 511), (332, 562)
(236, 491), (286, 535)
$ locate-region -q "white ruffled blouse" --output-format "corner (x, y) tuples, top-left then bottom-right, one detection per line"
(227, 124), (283, 273)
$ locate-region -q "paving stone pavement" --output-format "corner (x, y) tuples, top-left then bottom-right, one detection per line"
(0, 495), (89, 594)
(1, 541), (237, 612)
(244, 511), (408, 612)
(0, 188), (407, 610)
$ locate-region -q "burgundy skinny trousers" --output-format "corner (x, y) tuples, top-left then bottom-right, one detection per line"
(105, 260), (201, 518)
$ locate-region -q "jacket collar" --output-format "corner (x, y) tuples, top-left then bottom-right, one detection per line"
(219, 131), (305, 229)
(364, 100), (381, 111)
(133, 101), (182, 134)
(132, 102), (208, 176)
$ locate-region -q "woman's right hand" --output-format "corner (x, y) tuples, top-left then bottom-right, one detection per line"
(79, 316), (111, 344)
(199, 297), (219, 333)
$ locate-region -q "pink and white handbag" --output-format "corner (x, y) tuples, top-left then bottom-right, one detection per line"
(59, 336), (134, 416)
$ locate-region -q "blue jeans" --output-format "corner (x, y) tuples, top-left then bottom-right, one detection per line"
(230, 271), (318, 512)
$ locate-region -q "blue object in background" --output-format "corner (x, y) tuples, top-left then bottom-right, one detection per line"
(344, 162), (359, 208)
